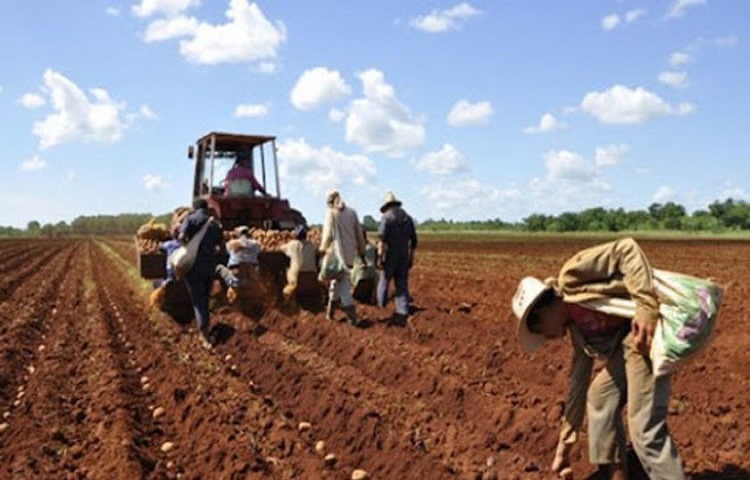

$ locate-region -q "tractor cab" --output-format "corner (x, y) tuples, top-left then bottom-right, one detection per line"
(189, 132), (304, 231)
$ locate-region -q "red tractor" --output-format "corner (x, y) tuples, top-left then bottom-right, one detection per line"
(189, 131), (306, 230)
(137, 132), (310, 317)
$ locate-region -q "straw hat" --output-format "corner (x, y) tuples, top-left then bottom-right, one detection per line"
(380, 191), (402, 213)
(511, 276), (550, 353)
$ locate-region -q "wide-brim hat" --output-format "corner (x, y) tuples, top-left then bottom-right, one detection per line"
(511, 276), (550, 353)
(380, 191), (402, 213)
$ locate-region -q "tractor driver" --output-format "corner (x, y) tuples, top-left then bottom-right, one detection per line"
(224, 149), (269, 197)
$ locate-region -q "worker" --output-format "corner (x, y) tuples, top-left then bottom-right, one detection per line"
(376, 191), (417, 326)
(511, 238), (685, 480)
(224, 149), (268, 196)
(320, 190), (366, 326)
(179, 198), (223, 349)
(351, 228), (377, 304)
(280, 224), (319, 302)
(217, 225), (262, 301)
(149, 235), (181, 308)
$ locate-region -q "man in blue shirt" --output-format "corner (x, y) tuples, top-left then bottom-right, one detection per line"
(376, 192), (418, 326)
(180, 198), (223, 348)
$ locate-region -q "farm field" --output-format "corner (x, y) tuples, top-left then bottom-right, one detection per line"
(0, 235), (749, 479)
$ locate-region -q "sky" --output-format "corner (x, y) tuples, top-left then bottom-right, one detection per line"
(0, 0), (748, 228)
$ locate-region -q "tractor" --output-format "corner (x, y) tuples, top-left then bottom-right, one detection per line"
(136, 132), (312, 318)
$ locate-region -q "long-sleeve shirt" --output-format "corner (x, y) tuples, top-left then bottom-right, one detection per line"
(555, 237), (659, 447)
(320, 204), (366, 268)
(378, 206), (417, 269)
(179, 208), (223, 275)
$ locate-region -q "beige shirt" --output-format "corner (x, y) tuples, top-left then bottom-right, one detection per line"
(554, 238), (659, 447)
(320, 204), (366, 268)
(281, 239), (317, 284)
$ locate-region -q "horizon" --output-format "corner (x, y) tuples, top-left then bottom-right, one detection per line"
(1, 1), (748, 228)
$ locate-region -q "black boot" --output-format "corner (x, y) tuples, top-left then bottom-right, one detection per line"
(326, 299), (340, 321)
(342, 305), (358, 327)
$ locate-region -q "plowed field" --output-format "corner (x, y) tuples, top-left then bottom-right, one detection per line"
(0, 236), (748, 480)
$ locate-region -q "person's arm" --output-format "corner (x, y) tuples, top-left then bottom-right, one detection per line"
(553, 336), (593, 472)
(320, 209), (334, 253)
(557, 237), (659, 351)
(408, 216), (418, 269)
(376, 216), (388, 269)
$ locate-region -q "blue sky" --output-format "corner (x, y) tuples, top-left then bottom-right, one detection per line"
(0, 0), (747, 228)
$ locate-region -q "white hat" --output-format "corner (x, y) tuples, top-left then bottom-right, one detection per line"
(380, 191), (402, 213)
(511, 276), (550, 353)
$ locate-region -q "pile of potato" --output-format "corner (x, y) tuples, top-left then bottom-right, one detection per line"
(136, 219), (171, 254)
(226, 226), (322, 252)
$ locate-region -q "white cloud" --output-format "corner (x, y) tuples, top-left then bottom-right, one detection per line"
(143, 15), (198, 42)
(653, 185), (675, 203)
(447, 100), (493, 127)
(658, 71), (689, 89)
(132, 0), (199, 18)
(669, 51), (692, 68)
(66, 170), (76, 182)
(20, 155), (46, 172)
(178, 0), (286, 65)
(139, 104), (159, 120)
(409, 2), (481, 33)
(254, 61), (277, 74)
(234, 103), (269, 118)
(143, 174), (169, 191)
(344, 69), (425, 157)
(666, 0), (707, 19)
(18, 93), (46, 109)
(523, 112), (566, 134)
(105, 7), (121, 16)
(329, 108), (345, 124)
(602, 9), (646, 30)
(277, 138), (376, 196)
(545, 150), (594, 181)
(601, 14), (621, 31)
(33, 70), (128, 150)
(625, 9), (647, 22)
(580, 85), (694, 125)
(290, 67), (351, 111)
(420, 177), (519, 212)
(595, 143), (629, 167)
(413, 144), (468, 176)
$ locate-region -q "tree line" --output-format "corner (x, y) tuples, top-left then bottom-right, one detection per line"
(3, 198), (750, 237)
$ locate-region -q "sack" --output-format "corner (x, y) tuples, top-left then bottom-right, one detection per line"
(651, 270), (723, 377)
(581, 269), (723, 377)
(169, 217), (213, 279)
(318, 249), (347, 282)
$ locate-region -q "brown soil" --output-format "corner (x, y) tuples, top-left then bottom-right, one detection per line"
(0, 236), (748, 479)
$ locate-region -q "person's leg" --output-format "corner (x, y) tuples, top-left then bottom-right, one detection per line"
(625, 335), (684, 480)
(186, 272), (212, 338)
(587, 350), (628, 477)
(337, 273), (358, 326)
(393, 262), (409, 316)
(376, 269), (390, 308)
(326, 278), (340, 321)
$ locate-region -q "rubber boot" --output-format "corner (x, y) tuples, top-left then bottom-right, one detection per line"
(343, 305), (358, 327)
(326, 299), (340, 321)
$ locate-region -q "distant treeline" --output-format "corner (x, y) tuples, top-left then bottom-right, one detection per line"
(421, 199), (750, 233)
(4, 198), (750, 237)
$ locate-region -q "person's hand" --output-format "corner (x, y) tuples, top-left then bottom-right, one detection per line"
(551, 442), (571, 475)
(360, 255), (367, 266)
(375, 255), (383, 270)
(632, 311), (656, 355)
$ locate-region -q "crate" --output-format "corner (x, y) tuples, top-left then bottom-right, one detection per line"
(135, 236), (167, 279)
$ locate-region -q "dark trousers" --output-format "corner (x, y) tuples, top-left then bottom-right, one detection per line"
(377, 261), (409, 315)
(185, 267), (214, 332)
